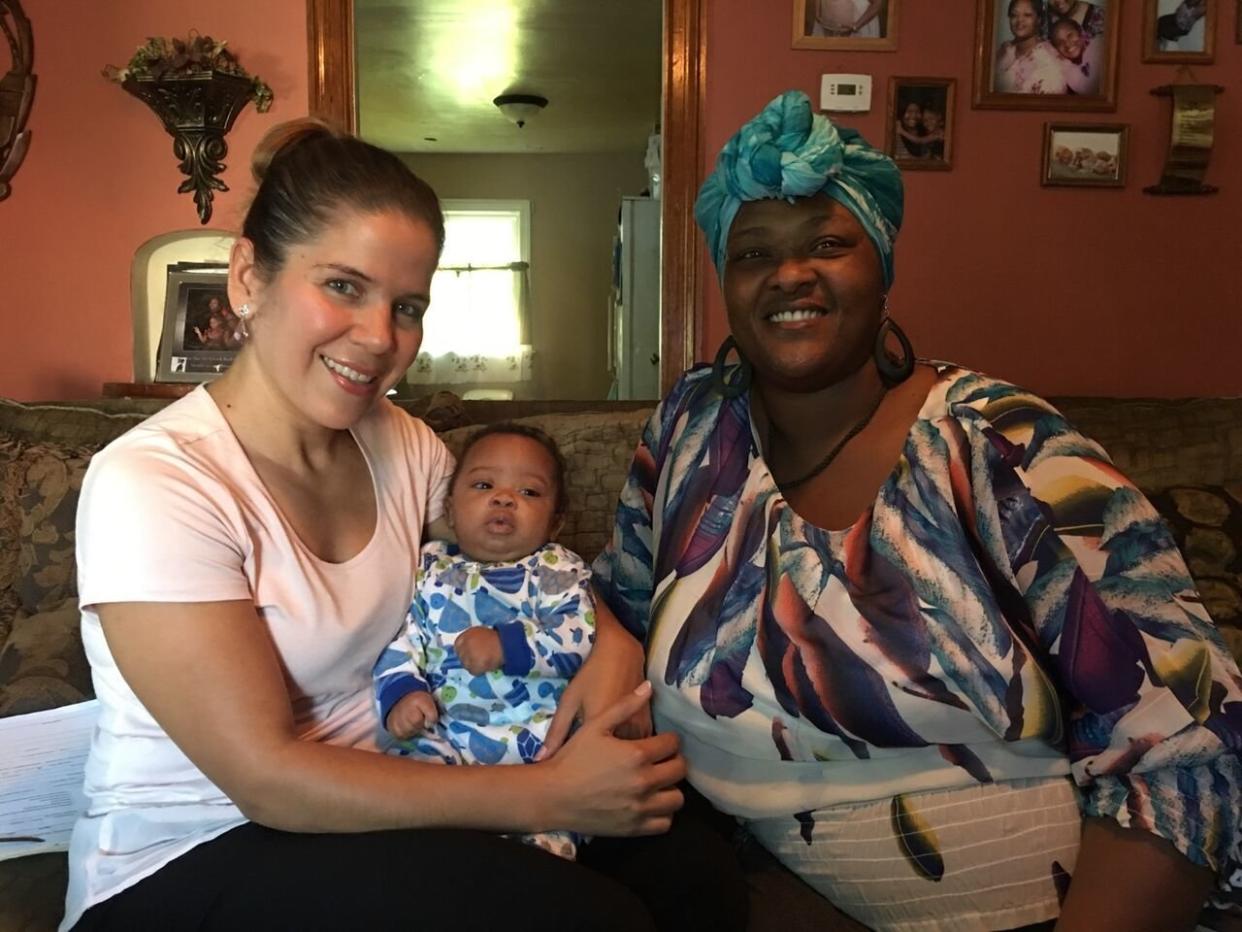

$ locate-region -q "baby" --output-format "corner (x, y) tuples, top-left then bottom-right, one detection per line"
(373, 423), (594, 860)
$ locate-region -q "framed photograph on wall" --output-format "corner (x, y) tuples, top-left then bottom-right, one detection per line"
(973, 0), (1120, 110)
(793, 0), (898, 50)
(155, 263), (245, 383)
(1142, 0), (1217, 62)
(1041, 122), (1129, 187)
(886, 77), (956, 169)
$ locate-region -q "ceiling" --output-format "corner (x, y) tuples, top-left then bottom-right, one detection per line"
(355, 0), (663, 155)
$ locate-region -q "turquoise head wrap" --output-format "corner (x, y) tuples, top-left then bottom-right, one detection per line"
(695, 90), (904, 288)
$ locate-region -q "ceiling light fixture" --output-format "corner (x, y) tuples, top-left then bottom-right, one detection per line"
(492, 92), (548, 128)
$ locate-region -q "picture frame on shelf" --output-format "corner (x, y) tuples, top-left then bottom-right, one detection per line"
(1142, 0), (1217, 62)
(973, 0), (1120, 111)
(792, 0), (897, 50)
(155, 263), (245, 383)
(886, 77), (956, 170)
(1041, 122), (1129, 187)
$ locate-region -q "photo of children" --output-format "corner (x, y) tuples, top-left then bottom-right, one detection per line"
(977, 0), (1117, 108)
(182, 289), (243, 351)
(887, 78), (954, 169)
(156, 263), (245, 383)
(1043, 123), (1127, 186)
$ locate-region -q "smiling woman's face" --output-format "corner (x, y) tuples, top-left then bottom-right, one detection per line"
(1009, 0), (1040, 40)
(722, 193), (884, 394)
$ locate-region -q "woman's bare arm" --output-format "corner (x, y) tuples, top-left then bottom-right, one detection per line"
(539, 589), (651, 756)
(1055, 818), (1213, 932)
(853, 0), (885, 32)
(99, 600), (684, 836)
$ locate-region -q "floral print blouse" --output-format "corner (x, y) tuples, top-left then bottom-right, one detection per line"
(593, 363), (1242, 873)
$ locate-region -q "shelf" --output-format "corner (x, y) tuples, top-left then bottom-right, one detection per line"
(102, 382), (196, 399)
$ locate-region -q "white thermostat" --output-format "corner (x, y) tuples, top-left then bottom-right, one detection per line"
(820, 74), (872, 112)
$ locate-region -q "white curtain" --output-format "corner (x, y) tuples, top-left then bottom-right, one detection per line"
(411, 203), (534, 385)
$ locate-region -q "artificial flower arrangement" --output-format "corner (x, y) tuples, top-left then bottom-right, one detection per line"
(102, 32), (273, 113)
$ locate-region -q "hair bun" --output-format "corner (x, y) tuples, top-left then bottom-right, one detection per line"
(250, 118), (341, 184)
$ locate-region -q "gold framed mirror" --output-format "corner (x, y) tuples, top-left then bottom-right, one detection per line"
(306, 0), (704, 397)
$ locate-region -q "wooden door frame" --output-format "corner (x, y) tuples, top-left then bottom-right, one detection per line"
(306, 0), (704, 396)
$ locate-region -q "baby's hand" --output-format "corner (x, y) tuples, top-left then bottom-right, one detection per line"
(455, 627), (504, 675)
(385, 691), (439, 739)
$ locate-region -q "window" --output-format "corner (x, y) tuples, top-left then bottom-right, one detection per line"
(410, 199), (533, 385)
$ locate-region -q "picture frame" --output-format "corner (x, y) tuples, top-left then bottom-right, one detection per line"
(155, 263), (244, 383)
(1142, 0), (1217, 62)
(973, 0), (1120, 110)
(792, 0), (897, 50)
(886, 77), (956, 170)
(1041, 122), (1129, 187)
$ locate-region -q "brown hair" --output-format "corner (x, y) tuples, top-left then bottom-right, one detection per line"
(242, 119), (445, 280)
(451, 423), (569, 516)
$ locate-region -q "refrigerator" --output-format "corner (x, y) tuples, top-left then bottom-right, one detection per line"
(610, 196), (661, 400)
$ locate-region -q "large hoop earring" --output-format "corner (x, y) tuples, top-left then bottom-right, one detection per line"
(874, 316), (914, 386)
(711, 336), (752, 399)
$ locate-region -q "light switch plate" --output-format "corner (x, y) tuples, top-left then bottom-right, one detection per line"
(820, 74), (872, 112)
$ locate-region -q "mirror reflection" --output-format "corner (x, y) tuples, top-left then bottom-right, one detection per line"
(355, 0), (663, 401)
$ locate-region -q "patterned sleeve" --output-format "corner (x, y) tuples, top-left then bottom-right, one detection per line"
(500, 545), (596, 679)
(373, 555), (434, 730)
(962, 383), (1242, 873)
(591, 392), (672, 639)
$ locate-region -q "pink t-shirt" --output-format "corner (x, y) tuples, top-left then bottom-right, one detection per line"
(63, 387), (452, 929)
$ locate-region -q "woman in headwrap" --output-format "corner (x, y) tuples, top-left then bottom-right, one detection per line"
(593, 90), (1242, 931)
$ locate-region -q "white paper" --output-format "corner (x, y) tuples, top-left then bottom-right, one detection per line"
(0, 700), (98, 861)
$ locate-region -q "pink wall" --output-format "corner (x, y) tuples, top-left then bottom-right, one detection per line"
(4, 2), (1237, 400)
(700, 1), (1242, 397)
(0, 0), (307, 400)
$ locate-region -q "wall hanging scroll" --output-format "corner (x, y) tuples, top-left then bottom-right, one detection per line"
(1144, 82), (1224, 195)
(0, 0), (35, 201)
(104, 34), (273, 224)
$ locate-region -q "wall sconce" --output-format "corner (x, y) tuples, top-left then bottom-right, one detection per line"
(493, 93), (548, 128)
(0, 0), (36, 201)
(104, 34), (273, 224)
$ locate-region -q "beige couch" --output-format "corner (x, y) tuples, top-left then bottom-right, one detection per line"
(2, 392), (1240, 931)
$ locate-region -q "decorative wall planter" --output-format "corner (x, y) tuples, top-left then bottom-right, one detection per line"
(123, 71), (256, 224)
(0, 0), (36, 201)
(105, 34), (272, 224)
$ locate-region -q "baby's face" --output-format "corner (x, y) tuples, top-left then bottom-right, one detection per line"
(922, 111), (942, 133)
(1054, 23), (1084, 60)
(449, 433), (560, 563)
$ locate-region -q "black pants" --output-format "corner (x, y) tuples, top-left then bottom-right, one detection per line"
(74, 787), (749, 932)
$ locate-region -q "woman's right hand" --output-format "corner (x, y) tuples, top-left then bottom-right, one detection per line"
(538, 681), (686, 837)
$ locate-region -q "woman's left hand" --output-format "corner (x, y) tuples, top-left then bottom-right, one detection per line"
(539, 595), (650, 758)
